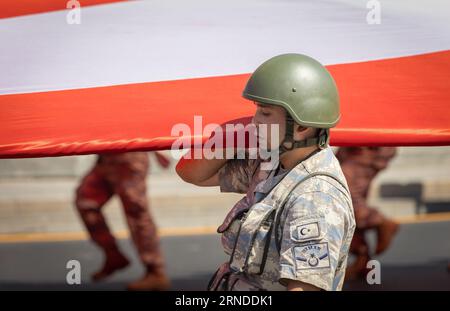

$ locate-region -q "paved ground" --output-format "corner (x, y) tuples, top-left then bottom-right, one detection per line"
(2, 147), (450, 235)
(0, 220), (449, 291)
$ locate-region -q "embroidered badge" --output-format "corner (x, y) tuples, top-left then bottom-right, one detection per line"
(290, 219), (324, 242)
(296, 222), (320, 241)
(293, 242), (330, 270)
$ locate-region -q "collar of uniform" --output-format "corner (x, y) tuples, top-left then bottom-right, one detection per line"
(253, 147), (332, 200)
(253, 163), (288, 196)
(300, 147), (334, 173)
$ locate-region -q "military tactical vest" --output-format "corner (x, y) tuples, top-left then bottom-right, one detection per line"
(208, 170), (351, 291)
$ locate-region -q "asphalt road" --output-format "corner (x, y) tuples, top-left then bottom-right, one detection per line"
(1, 221), (449, 291)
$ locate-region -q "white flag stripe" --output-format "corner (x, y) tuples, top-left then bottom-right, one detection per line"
(1, 0), (449, 95)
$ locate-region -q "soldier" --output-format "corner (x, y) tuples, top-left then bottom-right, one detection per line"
(176, 54), (356, 291)
(75, 151), (170, 291)
(335, 147), (399, 279)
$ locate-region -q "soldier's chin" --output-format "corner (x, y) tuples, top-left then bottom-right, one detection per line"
(258, 145), (279, 155)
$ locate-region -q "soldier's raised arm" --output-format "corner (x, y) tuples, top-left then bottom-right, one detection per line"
(176, 149), (227, 187)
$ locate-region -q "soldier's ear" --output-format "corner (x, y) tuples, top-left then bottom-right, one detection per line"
(296, 125), (308, 133)
(292, 124), (307, 140)
(294, 124), (308, 135)
(294, 125), (317, 141)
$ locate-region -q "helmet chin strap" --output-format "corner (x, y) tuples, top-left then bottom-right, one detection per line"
(278, 115), (329, 154)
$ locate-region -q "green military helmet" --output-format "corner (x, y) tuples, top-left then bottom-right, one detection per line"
(242, 53), (340, 129)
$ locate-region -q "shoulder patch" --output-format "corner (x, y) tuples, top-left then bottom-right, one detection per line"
(295, 222), (320, 240)
(293, 242), (330, 270)
(290, 217), (326, 242)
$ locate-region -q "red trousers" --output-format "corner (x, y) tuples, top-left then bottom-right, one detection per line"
(75, 152), (163, 268)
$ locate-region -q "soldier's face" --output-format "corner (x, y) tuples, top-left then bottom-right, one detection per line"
(253, 102), (286, 150)
(253, 102), (316, 151)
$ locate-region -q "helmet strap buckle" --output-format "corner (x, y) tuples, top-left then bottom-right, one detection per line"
(279, 116), (295, 153)
(317, 129), (329, 150)
(279, 116), (329, 154)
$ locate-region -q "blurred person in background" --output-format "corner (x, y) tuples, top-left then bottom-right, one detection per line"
(336, 147), (399, 280)
(74, 151), (171, 291)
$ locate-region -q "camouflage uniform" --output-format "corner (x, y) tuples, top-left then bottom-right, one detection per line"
(209, 147), (355, 291)
(75, 152), (163, 269)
